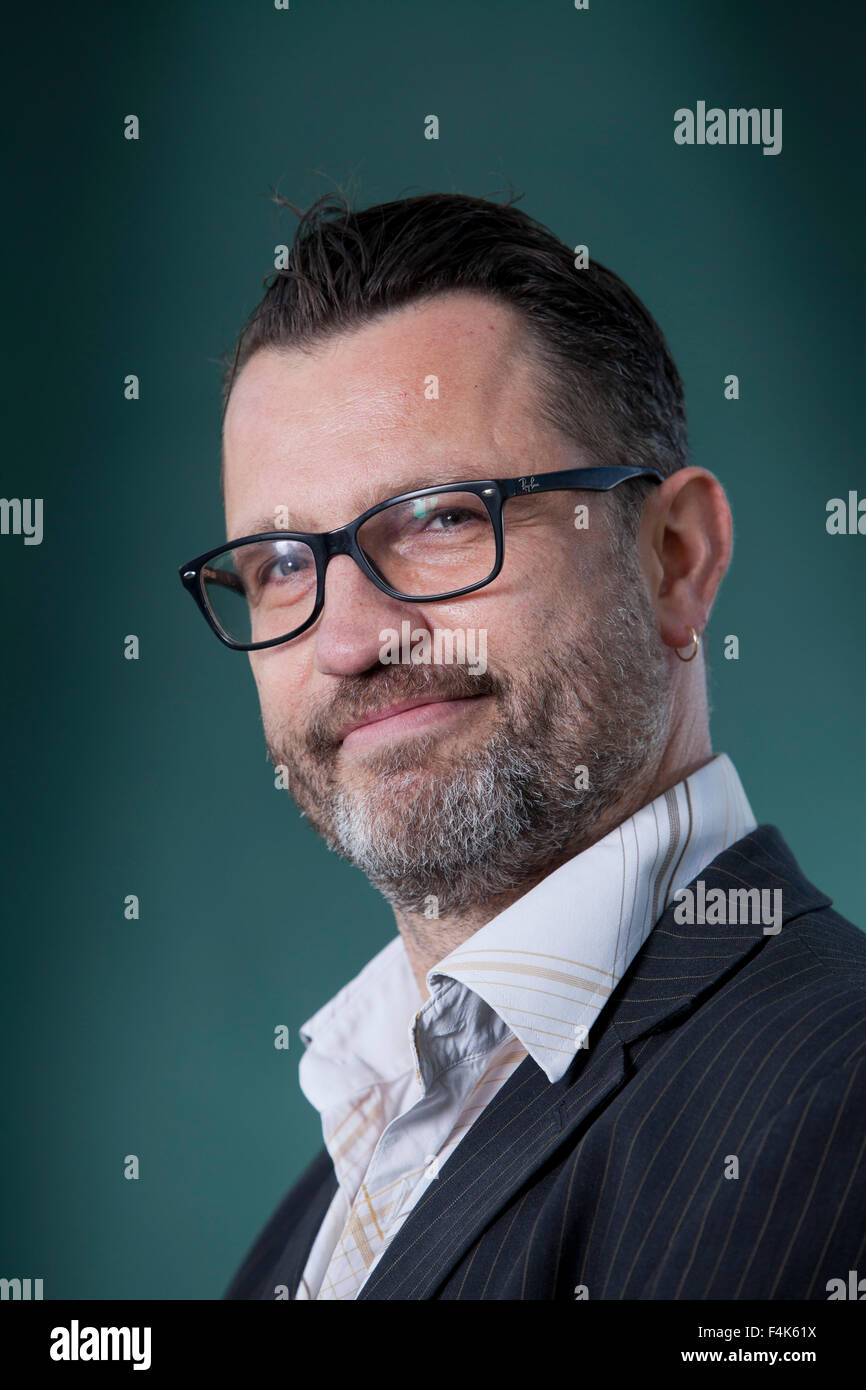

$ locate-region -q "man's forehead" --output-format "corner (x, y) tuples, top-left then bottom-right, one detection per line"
(221, 296), (552, 533)
(226, 448), (515, 538)
(226, 299), (532, 423)
(225, 371), (410, 459)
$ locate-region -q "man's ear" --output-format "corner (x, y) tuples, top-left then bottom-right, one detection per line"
(638, 467), (733, 651)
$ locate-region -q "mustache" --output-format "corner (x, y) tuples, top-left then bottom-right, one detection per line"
(303, 661), (504, 759)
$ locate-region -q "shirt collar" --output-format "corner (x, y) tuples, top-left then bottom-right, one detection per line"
(299, 753), (756, 1099)
(429, 752), (756, 1080)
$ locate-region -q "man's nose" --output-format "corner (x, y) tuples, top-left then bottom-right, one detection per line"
(312, 553), (420, 677)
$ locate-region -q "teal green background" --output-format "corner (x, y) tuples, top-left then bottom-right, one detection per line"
(2, 0), (863, 1299)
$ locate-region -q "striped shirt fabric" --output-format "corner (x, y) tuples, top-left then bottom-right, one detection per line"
(293, 752), (756, 1299)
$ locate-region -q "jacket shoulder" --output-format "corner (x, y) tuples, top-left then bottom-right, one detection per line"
(788, 901), (866, 973)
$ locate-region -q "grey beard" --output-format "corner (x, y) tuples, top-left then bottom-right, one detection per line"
(265, 567), (673, 916)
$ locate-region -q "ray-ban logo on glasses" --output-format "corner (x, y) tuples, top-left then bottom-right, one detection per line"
(518, 476), (540, 493)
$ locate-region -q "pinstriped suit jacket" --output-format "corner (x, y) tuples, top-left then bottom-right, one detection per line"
(225, 824), (866, 1300)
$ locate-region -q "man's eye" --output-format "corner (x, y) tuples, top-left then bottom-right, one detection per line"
(424, 508), (478, 530)
(261, 551), (311, 583)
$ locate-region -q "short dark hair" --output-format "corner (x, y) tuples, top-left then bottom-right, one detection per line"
(220, 189), (689, 537)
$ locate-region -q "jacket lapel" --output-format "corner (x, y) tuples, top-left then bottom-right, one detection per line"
(357, 1020), (627, 1298)
(357, 824), (831, 1298)
(258, 1153), (338, 1300)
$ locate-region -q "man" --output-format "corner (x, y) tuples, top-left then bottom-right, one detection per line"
(179, 191), (866, 1300)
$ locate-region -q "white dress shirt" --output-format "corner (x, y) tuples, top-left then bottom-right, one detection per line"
(293, 752), (756, 1299)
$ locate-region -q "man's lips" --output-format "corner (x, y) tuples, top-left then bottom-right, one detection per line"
(337, 694), (486, 750)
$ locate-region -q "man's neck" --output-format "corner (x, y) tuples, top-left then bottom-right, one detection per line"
(394, 742), (715, 1000)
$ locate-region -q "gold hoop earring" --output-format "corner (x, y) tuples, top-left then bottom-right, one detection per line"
(675, 626), (700, 662)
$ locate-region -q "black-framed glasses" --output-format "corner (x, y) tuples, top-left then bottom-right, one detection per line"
(178, 464), (663, 651)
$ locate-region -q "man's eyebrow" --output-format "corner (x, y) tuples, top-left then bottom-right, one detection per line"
(232, 465), (501, 540)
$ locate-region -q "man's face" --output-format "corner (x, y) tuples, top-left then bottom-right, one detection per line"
(222, 291), (673, 914)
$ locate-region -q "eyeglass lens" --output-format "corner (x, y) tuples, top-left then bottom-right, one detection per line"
(201, 491), (498, 645)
